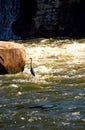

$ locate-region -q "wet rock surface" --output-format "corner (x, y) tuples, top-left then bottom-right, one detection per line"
(0, 41), (26, 74)
(0, 0), (84, 39)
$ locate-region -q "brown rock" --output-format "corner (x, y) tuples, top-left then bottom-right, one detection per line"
(0, 41), (26, 74)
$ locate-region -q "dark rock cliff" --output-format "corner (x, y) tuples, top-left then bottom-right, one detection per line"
(0, 0), (85, 40)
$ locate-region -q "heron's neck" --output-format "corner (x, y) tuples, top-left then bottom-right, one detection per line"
(30, 58), (32, 67)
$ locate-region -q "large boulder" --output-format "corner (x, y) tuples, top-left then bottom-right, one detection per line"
(0, 41), (26, 74)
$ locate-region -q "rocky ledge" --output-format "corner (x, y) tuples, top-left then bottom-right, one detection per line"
(0, 41), (26, 74)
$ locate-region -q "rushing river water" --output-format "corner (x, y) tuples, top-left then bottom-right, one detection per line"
(0, 38), (85, 130)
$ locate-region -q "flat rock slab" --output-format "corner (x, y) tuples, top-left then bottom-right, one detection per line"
(0, 41), (26, 74)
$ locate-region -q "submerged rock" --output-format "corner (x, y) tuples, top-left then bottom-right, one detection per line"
(0, 41), (26, 74)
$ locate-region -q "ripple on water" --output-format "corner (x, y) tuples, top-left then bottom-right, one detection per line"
(0, 39), (85, 129)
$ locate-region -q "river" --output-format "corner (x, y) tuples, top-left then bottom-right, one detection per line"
(0, 38), (85, 130)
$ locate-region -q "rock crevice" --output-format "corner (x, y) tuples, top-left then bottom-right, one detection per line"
(0, 0), (84, 39)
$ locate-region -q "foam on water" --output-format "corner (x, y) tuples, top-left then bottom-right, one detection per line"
(1, 39), (85, 130)
(24, 40), (85, 85)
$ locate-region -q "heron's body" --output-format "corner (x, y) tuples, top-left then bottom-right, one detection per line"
(30, 66), (35, 76)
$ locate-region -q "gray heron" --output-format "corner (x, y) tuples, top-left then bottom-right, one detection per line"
(30, 58), (35, 76)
